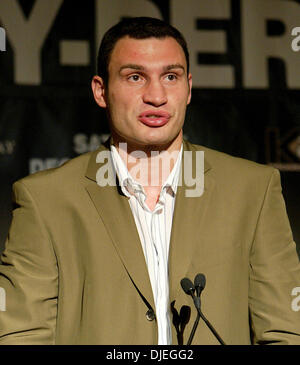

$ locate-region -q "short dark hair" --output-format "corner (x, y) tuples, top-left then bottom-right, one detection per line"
(97, 17), (190, 86)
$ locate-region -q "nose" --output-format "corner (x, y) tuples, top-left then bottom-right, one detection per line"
(142, 79), (167, 107)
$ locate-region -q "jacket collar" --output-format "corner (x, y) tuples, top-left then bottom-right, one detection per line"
(85, 138), (212, 183)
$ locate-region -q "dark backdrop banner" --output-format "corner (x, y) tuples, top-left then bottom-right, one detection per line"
(0, 0), (300, 255)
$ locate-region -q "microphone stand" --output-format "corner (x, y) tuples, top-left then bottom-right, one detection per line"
(194, 305), (226, 345)
(187, 312), (200, 345)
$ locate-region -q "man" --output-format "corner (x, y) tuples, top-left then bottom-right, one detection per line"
(0, 17), (300, 345)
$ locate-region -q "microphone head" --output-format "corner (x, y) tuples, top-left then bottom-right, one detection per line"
(180, 278), (195, 295)
(194, 273), (206, 291)
(179, 305), (191, 329)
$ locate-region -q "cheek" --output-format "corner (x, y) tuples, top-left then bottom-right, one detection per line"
(109, 90), (137, 112)
(108, 93), (125, 116)
(173, 94), (190, 114)
(171, 85), (190, 104)
(107, 93), (137, 128)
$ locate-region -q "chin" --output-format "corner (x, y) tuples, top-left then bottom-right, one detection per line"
(147, 131), (182, 145)
(139, 136), (180, 150)
(115, 128), (182, 150)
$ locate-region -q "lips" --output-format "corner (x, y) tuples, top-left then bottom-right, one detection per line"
(138, 110), (171, 127)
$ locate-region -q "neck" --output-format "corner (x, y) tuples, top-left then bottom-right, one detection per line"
(112, 133), (182, 189)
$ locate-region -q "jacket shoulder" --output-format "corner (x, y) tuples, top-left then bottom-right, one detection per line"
(189, 141), (276, 175)
(185, 141), (279, 192)
(15, 151), (94, 192)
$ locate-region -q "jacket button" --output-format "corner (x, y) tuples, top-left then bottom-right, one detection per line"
(146, 309), (155, 321)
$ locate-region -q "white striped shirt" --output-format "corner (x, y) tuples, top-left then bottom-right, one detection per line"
(110, 144), (183, 345)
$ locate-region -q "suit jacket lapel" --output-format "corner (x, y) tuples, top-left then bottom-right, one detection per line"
(84, 143), (155, 310)
(169, 140), (215, 305)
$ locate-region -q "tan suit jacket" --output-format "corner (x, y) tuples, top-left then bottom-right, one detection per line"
(0, 140), (300, 345)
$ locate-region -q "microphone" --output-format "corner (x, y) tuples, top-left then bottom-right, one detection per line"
(180, 278), (201, 312)
(180, 277), (195, 294)
(180, 274), (226, 345)
(180, 277), (200, 345)
(194, 273), (206, 297)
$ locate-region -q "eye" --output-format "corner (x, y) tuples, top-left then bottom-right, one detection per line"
(128, 74), (142, 82)
(165, 74), (177, 81)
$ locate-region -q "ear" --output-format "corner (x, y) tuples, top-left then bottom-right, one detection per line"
(187, 72), (192, 105)
(91, 75), (107, 108)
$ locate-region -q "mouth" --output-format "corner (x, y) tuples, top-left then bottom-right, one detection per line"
(138, 110), (171, 127)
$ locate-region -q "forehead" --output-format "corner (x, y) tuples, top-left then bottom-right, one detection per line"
(109, 36), (187, 71)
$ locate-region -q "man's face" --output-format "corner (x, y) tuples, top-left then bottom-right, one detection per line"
(92, 36), (192, 150)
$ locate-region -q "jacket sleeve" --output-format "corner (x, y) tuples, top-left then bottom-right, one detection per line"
(249, 168), (300, 344)
(0, 180), (58, 344)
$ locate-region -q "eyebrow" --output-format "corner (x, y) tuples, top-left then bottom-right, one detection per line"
(164, 64), (185, 72)
(119, 63), (186, 73)
(119, 64), (145, 72)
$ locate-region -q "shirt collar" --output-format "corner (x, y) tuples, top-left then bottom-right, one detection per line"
(110, 143), (183, 199)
